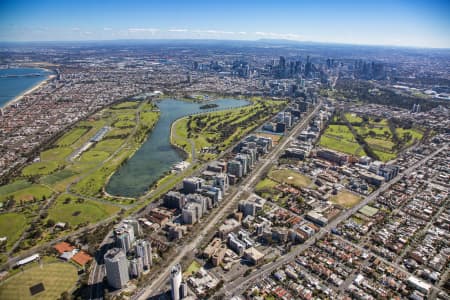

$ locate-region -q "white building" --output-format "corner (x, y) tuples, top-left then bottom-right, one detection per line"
(135, 239), (152, 270)
(170, 264), (182, 300)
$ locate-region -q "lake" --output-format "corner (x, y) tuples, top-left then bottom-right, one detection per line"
(105, 98), (250, 198)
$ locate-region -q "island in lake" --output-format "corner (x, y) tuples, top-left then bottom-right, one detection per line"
(199, 103), (219, 109)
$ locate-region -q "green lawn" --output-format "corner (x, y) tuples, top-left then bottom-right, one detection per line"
(0, 261), (78, 300)
(373, 150), (397, 162)
(0, 180), (32, 196)
(47, 193), (119, 227)
(255, 178), (281, 199)
(78, 150), (110, 163)
(56, 127), (89, 147)
(114, 120), (135, 128)
(172, 99), (286, 161)
(0, 213), (27, 249)
(396, 128), (423, 147)
(22, 161), (61, 176)
(93, 139), (125, 153)
(344, 113), (363, 123)
(319, 124), (366, 157)
(319, 135), (365, 156)
(111, 101), (139, 109)
(40, 169), (77, 186)
(40, 147), (73, 161)
(0, 184), (53, 203)
(183, 260), (201, 277)
(269, 169), (311, 189)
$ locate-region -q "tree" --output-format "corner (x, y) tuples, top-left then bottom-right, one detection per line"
(46, 219), (55, 227)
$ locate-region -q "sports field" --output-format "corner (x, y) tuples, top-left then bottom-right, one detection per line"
(269, 168), (311, 189)
(330, 190), (362, 208)
(0, 261), (78, 300)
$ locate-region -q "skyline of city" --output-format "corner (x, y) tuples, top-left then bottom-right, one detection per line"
(1, 0), (450, 48)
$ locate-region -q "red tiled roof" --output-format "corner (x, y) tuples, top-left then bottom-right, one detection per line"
(71, 251), (92, 266)
(54, 242), (75, 254)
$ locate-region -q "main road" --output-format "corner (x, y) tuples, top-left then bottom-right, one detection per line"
(220, 144), (447, 297)
(135, 99), (324, 300)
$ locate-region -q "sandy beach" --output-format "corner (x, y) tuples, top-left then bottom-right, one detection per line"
(3, 73), (56, 108)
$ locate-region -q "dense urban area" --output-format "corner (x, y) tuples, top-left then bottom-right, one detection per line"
(0, 40), (449, 300)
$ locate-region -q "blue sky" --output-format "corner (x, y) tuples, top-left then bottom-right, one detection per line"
(0, 0), (449, 48)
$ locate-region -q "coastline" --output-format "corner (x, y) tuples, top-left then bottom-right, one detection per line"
(2, 72), (55, 109)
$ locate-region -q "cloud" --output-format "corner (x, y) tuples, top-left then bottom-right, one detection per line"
(168, 28), (188, 32)
(193, 29), (235, 35)
(255, 31), (303, 40)
(103, 27), (113, 31)
(71, 27), (80, 31)
(128, 28), (160, 34)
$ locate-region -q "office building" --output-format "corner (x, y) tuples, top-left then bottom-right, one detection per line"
(164, 191), (186, 210)
(135, 239), (152, 270)
(104, 248), (130, 289)
(183, 177), (204, 194)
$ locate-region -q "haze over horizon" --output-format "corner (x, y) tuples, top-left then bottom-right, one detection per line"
(0, 0), (449, 49)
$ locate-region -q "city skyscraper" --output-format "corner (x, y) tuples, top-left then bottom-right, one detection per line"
(104, 248), (130, 289)
(170, 264), (182, 300)
(135, 239), (152, 270)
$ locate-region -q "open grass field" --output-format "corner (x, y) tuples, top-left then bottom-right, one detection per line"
(40, 147), (73, 161)
(78, 150), (110, 163)
(0, 213), (27, 249)
(140, 111), (159, 128)
(373, 150), (397, 162)
(269, 168), (311, 189)
(56, 127), (89, 147)
(111, 101), (139, 109)
(93, 139), (125, 153)
(47, 193), (119, 227)
(255, 178), (281, 200)
(40, 170), (77, 186)
(106, 127), (134, 138)
(22, 161), (61, 177)
(183, 260), (201, 277)
(0, 261), (78, 300)
(344, 113), (363, 123)
(330, 190), (362, 208)
(0, 180), (32, 196)
(319, 125), (366, 156)
(0, 184), (53, 203)
(114, 120), (135, 128)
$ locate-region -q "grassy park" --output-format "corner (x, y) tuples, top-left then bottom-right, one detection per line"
(0, 99), (159, 255)
(319, 113), (424, 162)
(269, 168), (311, 189)
(171, 98), (286, 161)
(319, 124), (366, 156)
(46, 193), (119, 227)
(0, 213), (27, 250)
